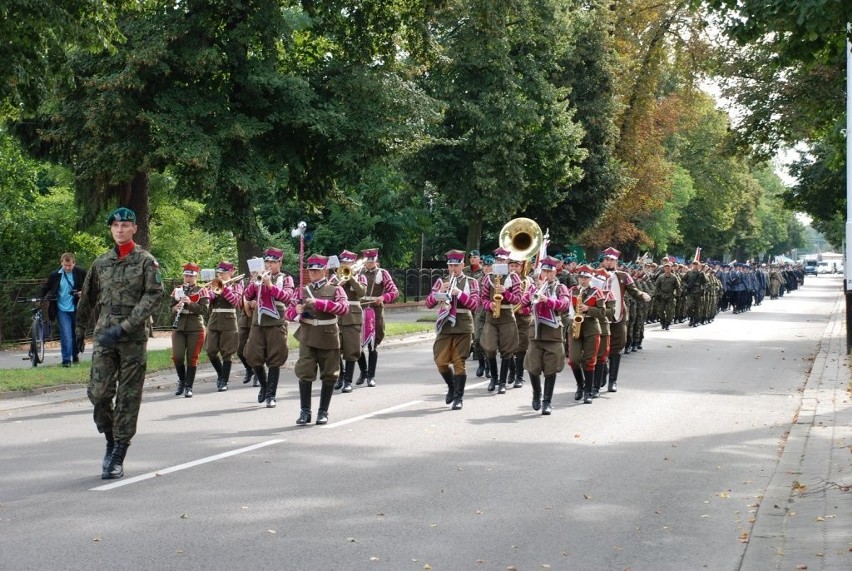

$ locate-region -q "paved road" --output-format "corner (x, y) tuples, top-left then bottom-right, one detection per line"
(0, 278), (848, 570)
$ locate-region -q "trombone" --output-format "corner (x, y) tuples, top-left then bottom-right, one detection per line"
(336, 259), (365, 282)
(206, 274), (245, 294)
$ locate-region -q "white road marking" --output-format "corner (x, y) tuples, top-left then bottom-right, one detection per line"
(90, 439), (285, 491)
(322, 400), (423, 428)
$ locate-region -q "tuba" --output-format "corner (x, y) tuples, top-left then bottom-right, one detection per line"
(499, 217), (544, 261)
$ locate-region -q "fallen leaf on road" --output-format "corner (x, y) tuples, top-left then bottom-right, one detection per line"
(267, 530), (276, 534)
(583, 494), (591, 500)
(574, 434), (581, 439)
(92, 537), (101, 542)
(347, 537), (357, 543)
(815, 516), (825, 522)
(180, 513), (189, 519)
(719, 492), (730, 498)
(739, 532), (749, 543)
(370, 556), (380, 561)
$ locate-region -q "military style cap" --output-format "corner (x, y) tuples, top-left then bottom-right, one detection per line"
(182, 263), (200, 276)
(482, 255), (495, 265)
(445, 250), (465, 264)
(264, 247), (284, 261)
(306, 254), (329, 269)
(602, 247), (621, 260)
(106, 207), (136, 226)
(361, 248), (379, 261)
(216, 261), (235, 273)
(469, 249), (480, 257)
(493, 247), (510, 260)
(576, 265), (594, 277)
(339, 250), (358, 262)
(539, 256), (560, 271)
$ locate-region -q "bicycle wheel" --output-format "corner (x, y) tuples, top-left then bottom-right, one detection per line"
(30, 319), (45, 366)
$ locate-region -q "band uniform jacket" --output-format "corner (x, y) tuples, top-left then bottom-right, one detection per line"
(289, 280), (350, 350)
(331, 273), (366, 326)
(243, 273), (295, 326)
(424, 273), (480, 335)
(520, 280), (570, 342)
(480, 272), (522, 324)
(170, 285), (209, 332)
(207, 282), (242, 332)
(568, 285), (606, 337)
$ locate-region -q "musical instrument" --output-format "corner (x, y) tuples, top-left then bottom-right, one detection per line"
(337, 260), (365, 282)
(254, 271), (270, 286)
(443, 274), (458, 306)
(172, 284), (192, 329)
(571, 314), (584, 339)
(207, 274), (245, 295)
(494, 217), (544, 319)
(530, 281), (549, 306)
(491, 274), (503, 318)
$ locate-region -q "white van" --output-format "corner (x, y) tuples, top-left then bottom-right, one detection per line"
(816, 261), (832, 274)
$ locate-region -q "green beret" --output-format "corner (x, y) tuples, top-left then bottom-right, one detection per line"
(106, 207), (137, 225)
(482, 255), (495, 265)
(469, 249), (480, 256)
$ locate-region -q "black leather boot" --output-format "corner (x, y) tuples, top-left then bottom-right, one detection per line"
(476, 357), (486, 378)
(440, 370), (455, 405)
(342, 360), (355, 393)
(239, 354), (253, 384)
(210, 355), (224, 390)
(513, 352), (526, 388)
(184, 366), (196, 398)
(366, 350), (378, 387)
(542, 374), (556, 415)
(498, 357), (511, 394)
(452, 374), (466, 410)
(356, 353), (367, 385)
(572, 367), (584, 401)
(334, 358), (345, 390)
(316, 382), (334, 424)
(266, 367), (280, 408)
(623, 343), (631, 355)
(219, 360), (232, 392)
(592, 363), (604, 398)
(103, 441), (129, 480)
(582, 368), (594, 404)
(507, 357), (516, 388)
(608, 353), (621, 392)
(529, 374), (542, 411)
(254, 367), (268, 403)
(296, 381), (312, 425)
(174, 363), (186, 396)
(102, 432), (115, 472)
(487, 357), (498, 391)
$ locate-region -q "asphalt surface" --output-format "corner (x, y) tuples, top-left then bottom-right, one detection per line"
(0, 279), (849, 570)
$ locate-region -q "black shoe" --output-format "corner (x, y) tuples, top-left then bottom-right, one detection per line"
(243, 369), (254, 384)
(334, 377), (344, 391)
(342, 382), (353, 393)
(266, 396), (276, 408)
(102, 442), (128, 480)
(175, 381), (185, 396)
(367, 377), (376, 387)
(532, 394), (541, 411)
(316, 410), (329, 425)
(574, 388), (583, 401)
(513, 376), (524, 389)
(184, 386), (193, 398)
(475, 361), (485, 377)
(583, 391), (592, 404)
(296, 409), (311, 425)
(487, 378), (496, 392)
(608, 381), (618, 392)
(497, 382), (506, 394)
(541, 401), (552, 415)
(452, 398), (463, 410)
(355, 372), (366, 386)
(218, 383), (228, 392)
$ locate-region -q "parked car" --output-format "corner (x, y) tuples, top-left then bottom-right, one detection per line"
(803, 260), (818, 276)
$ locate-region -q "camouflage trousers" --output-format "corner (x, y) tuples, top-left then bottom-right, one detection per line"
(87, 339), (148, 443)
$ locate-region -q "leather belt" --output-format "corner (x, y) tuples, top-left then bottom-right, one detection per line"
(211, 308), (236, 313)
(455, 309), (471, 314)
(361, 296), (379, 301)
(347, 300), (362, 306)
(301, 318), (338, 326)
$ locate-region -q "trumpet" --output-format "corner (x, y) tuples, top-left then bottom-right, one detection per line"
(337, 260), (365, 282)
(443, 274), (458, 306)
(254, 271), (270, 285)
(531, 281), (549, 305)
(571, 314), (584, 339)
(208, 274), (245, 295)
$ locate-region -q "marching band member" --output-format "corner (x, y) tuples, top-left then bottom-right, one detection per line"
(205, 261), (241, 392)
(509, 255), (532, 389)
(287, 254), (350, 425)
(243, 247), (295, 408)
(463, 250), (488, 378)
(236, 269), (257, 387)
(425, 250), (480, 410)
(480, 248), (521, 394)
(332, 250), (366, 393)
(567, 265), (608, 403)
(519, 256), (570, 414)
(599, 247), (651, 393)
(170, 263), (210, 398)
(357, 248), (399, 387)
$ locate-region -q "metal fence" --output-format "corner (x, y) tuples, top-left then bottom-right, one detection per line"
(0, 269), (446, 344)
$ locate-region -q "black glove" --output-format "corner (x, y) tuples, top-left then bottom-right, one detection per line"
(96, 324), (125, 349)
(76, 330), (86, 354)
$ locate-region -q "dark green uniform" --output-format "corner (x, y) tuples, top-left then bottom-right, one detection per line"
(653, 270), (681, 329)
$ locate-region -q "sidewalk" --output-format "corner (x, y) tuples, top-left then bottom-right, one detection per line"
(740, 295), (852, 570)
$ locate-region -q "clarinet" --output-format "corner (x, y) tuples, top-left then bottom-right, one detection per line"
(172, 284), (191, 329)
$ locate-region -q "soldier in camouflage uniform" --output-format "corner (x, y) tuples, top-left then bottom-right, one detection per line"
(653, 261), (680, 330)
(682, 260), (708, 327)
(630, 268), (654, 351)
(76, 207), (163, 480)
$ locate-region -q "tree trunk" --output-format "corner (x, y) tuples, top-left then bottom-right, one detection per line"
(117, 171), (151, 248)
(466, 218), (482, 254)
(236, 234), (262, 277)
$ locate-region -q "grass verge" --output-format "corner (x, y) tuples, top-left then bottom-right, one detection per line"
(0, 321), (433, 394)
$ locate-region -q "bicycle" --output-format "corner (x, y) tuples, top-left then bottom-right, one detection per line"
(21, 298), (47, 367)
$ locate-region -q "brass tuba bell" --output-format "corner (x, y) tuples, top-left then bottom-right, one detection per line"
(499, 217), (544, 260)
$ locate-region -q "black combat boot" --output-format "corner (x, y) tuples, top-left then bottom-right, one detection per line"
(103, 441), (129, 480)
(542, 374), (556, 415)
(102, 432), (115, 472)
(582, 368), (594, 404)
(484, 358), (492, 379)
(507, 358), (516, 388)
(572, 367), (584, 401)
(334, 358), (345, 390)
(440, 370), (455, 405)
(296, 381), (312, 425)
(209, 355), (224, 390)
(254, 367), (268, 403)
(592, 363), (604, 398)
(239, 355), (254, 384)
(513, 352), (526, 388)
(355, 353), (368, 385)
(342, 360), (355, 393)
(487, 357), (498, 391)
(623, 343), (631, 355)
(452, 374), (466, 410)
(265, 367), (280, 408)
(219, 360), (232, 392)
(174, 363), (186, 396)
(529, 374), (542, 411)
(608, 353), (621, 392)
(497, 357), (511, 394)
(184, 366), (196, 398)
(316, 382), (334, 424)
(366, 349), (378, 387)
(476, 357), (486, 378)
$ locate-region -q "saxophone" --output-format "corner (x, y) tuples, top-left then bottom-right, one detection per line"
(492, 274), (503, 319)
(570, 288), (584, 339)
